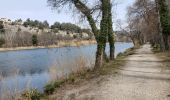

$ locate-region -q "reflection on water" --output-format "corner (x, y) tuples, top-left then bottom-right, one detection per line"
(0, 42), (133, 93)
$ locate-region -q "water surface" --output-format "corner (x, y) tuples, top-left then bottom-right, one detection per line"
(0, 42), (133, 93)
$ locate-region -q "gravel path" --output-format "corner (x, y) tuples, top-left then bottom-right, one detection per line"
(50, 44), (170, 100)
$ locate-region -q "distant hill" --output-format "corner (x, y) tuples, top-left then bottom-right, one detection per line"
(0, 18), (131, 48)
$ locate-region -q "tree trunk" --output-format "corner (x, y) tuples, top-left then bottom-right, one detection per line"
(95, 43), (104, 68)
(108, 0), (115, 60)
(73, 0), (105, 68)
(155, 0), (166, 51)
(94, 0), (109, 68)
(163, 34), (169, 50)
(156, 0), (170, 51)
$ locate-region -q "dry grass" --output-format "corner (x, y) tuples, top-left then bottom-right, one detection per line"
(0, 68), (34, 100)
(44, 55), (94, 95)
(44, 48), (135, 96)
(48, 55), (93, 82)
(154, 52), (170, 61)
(0, 40), (96, 52)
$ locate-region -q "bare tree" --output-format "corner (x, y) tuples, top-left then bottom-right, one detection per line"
(126, 0), (167, 50)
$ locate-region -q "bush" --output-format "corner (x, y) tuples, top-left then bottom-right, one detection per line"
(0, 38), (5, 47)
(32, 34), (38, 46)
(73, 34), (77, 39)
(18, 27), (21, 32)
(21, 89), (42, 100)
(44, 84), (55, 95)
(117, 52), (123, 57)
(44, 80), (65, 95)
(52, 28), (59, 33)
(0, 21), (5, 33)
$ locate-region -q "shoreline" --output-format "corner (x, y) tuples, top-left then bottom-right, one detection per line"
(0, 41), (132, 52)
(0, 40), (97, 52)
(17, 47), (136, 99)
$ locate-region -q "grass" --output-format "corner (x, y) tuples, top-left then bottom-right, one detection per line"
(0, 69), (22, 100)
(152, 45), (170, 60)
(152, 46), (170, 71)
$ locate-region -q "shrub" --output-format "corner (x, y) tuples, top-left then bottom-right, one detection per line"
(73, 34), (77, 39)
(21, 89), (42, 100)
(44, 84), (55, 95)
(44, 80), (65, 95)
(32, 34), (38, 46)
(17, 27), (21, 32)
(0, 21), (5, 33)
(52, 28), (59, 33)
(0, 38), (5, 47)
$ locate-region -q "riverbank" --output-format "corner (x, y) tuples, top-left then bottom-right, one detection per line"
(45, 44), (170, 100)
(0, 40), (96, 52)
(17, 46), (135, 99)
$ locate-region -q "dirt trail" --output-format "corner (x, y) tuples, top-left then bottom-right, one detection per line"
(50, 44), (170, 100)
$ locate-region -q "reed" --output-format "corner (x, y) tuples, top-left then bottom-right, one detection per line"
(0, 68), (33, 100)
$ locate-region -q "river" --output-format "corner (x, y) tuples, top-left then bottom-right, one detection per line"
(0, 42), (133, 95)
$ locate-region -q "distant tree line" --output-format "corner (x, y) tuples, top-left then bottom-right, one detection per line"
(21, 18), (92, 35)
(6, 18), (93, 36)
(51, 22), (94, 35)
(23, 18), (49, 30)
(51, 22), (81, 33)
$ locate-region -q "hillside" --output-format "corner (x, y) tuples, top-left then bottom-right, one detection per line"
(0, 18), (130, 48)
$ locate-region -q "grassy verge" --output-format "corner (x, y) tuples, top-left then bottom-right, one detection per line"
(152, 45), (170, 60)
(19, 47), (135, 100)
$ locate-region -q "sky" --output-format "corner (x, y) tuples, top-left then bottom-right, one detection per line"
(0, 0), (135, 27)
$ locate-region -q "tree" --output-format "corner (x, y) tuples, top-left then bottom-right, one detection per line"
(95, 0), (108, 66)
(107, 0), (115, 60)
(47, 0), (115, 67)
(17, 19), (22, 22)
(32, 34), (38, 46)
(43, 20), (49, 28)
(15, 19), (22, 24)
(126, 0), (166, 49)
(60, 23), (81, 33)
(156, 0), (170, 50)
(17, 27), (21, 32)
(51, 22), (61, 29)
(0, 21), (5, 33)
(0, 38), (5, 47)
(23, 18), (31, 27)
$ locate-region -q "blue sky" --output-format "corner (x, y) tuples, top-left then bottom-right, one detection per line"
(0, 0), (135, 27)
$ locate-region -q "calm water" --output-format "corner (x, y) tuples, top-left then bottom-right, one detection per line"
(0, 42), (133, 94)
